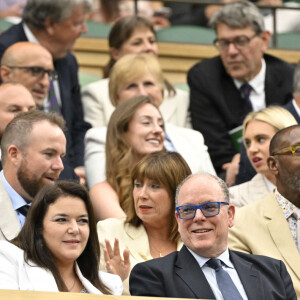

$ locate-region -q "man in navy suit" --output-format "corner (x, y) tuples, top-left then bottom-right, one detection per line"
(0, 0), (92, 183)
(188, 2), (294, 186)
(130, 173), (296, 299)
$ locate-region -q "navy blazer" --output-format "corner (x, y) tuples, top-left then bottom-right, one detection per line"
(188, 55), (294, 174)
(0, 23), (91, 180)
(130, 245), (296, 299)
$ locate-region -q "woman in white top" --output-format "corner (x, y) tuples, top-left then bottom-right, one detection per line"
(229, 106), (297, 208)
(81, 15), (190, 129)
(85, 53), (215, 189)
(0, 181), (122, 294)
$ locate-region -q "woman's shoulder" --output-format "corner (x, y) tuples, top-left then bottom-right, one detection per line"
(85, 127), (107, 142)
(0, 241), (24, 262)
(82, 78), (109, 93)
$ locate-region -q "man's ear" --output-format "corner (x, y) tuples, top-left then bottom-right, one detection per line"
(261, 30), (271, 52)
(7, 145), (23, 166)
(0, 65), (13, 82)
(267, 156), (279, 176)
(44, 17), (56, 35)
(228, 204), (235, 228)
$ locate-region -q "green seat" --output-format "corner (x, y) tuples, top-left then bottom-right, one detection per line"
(0, 18), (14, 33)
(272, 32), (300, 50)
(79, 72), (101, 87)
(174, 83), (190, 92)
(156, 25), (216, 45)
(82, 21), (112, 38)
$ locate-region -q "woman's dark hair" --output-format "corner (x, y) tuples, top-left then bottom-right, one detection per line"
(11, 181), (110, 293)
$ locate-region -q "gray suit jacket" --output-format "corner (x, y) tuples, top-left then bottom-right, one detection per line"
(0, 176), (20, 240)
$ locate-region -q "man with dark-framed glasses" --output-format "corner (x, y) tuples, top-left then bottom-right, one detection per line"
(130, 173), (296, 299)
(188, 1), (294, 188)
(0, 42), (54, 109)
(229, 124), (300, 297)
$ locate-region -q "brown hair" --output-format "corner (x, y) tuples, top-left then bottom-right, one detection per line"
(11, 181), (111, 293)
(106, 95), (163, 213)
(1, 110), (65, 164)
(103, 15), (155, 78)
(126, 151), (191, 243)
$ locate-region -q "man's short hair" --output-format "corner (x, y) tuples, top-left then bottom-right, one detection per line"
(269, 124), (300, 155)
(209, 1), (265, 34)
(23, 0), (92, 29)
(175, 173), (230, 206)
(1, 110), (65, 163)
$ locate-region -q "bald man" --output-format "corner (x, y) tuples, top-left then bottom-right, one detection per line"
(0, 42), (54, 109)
(0, 82), (35, 139)
(0, 82), (35, 169)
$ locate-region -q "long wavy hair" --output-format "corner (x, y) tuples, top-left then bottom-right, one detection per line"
(11, 181), (111, 293)
(106, 96), (163, 213)
(126, 151), (192, 243)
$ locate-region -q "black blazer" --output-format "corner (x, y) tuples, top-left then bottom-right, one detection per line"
(130, 246), (296, 300)
(0, 23), (91, 180)
(188, 55), (294, 173)
(284, 100), (300, 123)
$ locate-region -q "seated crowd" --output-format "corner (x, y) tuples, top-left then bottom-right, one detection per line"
(0, 0), (299, 299)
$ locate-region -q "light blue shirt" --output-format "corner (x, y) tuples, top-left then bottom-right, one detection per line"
(187, 247), (248, 300)
(164, 133), (175, 151)
(1, 171), (28, 227)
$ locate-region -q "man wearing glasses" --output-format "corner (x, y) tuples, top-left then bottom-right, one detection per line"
(0, 0), (92, 185)
(188, 1), (294, 187)
(0, 42), (55, 110)
(130, 173), (296, 299)
(229, 125), (300, 297)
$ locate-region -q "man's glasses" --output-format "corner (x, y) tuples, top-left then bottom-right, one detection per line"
(272, 145), (300, 158)
(176, 202), (229, 220)
(213, 33), (259, 52)
(6, 66), (58, 80)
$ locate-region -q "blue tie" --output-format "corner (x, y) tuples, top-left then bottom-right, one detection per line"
(206, 258), (243, 300)
(240, 83), (253, 113)
(17, 204), (30, 217)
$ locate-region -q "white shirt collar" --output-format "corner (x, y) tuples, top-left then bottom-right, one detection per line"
(234, 58), (266, 94)
(22, 23), (40, 44)
(187, 247), (234, 269)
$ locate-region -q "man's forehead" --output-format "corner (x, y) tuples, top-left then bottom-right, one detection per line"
(277, 126), (300, 148)
(178, 176), (223, 202)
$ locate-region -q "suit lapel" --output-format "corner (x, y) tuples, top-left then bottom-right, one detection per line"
(0, 176), (20, 240)
(175, 246), (215, 299)
(125, 223), (152, 262)
(263, 194), (300, 281)
(230, 250), (263, 299)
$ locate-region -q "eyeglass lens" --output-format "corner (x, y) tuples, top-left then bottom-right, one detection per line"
(178, 202), (221, 219)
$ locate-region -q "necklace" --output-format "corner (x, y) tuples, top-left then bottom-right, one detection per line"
(150, 244), (165, 258)
(68, 277), (76, 292)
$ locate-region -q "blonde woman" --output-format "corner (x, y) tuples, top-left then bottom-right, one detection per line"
(229, 106), (297, 208)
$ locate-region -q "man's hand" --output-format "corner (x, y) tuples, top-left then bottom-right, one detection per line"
(222, 153), (240, 187)
(74, 166), (86, 186)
